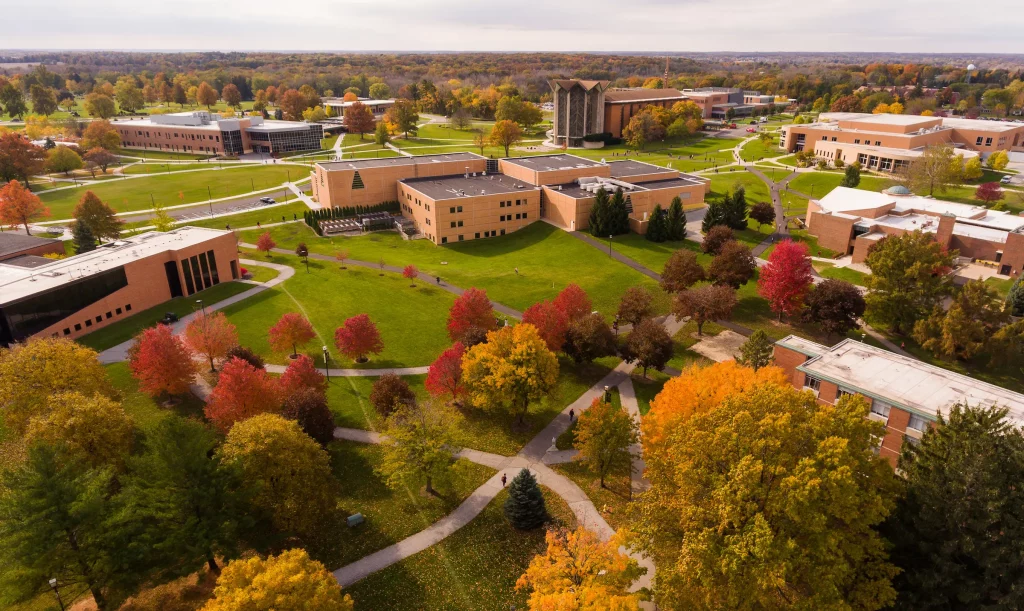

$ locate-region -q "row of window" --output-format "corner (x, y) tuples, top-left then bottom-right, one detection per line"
(804, 374), (930, 433)
(975, 136), (994, 146)
(61, 304), (132, 336)
(181, 250), (221, 296)
(123, 142), (217, 153)
(500, 213), (528, 222)
(130, 129), (221, 143)
(852, 138), (883, 146)
(440, 229), (507, 244)
(498, 199), (527, 207)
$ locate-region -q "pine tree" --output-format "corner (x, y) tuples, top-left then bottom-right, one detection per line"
(588, 187), (608, 236)
(1007, 275), (1024, 317)
(609, 187), (630, 235)
(702, 194), (729, 234)
(841, 163), (861, 188)
(646, 204), (667, 242)
(504, 468), (547, 529)
(736, 329), (774, 371)
(724, 185), (749, 230)
(71, 219), (97, 254)
(666, 196), (685, 240)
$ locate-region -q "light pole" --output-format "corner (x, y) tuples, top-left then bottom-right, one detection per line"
(608, 235), (613, 257)
(196, 299), (206, 316)
(323, 345), (330, 384)
(207, 185), (214, 217)
(48, 578), (65, 611)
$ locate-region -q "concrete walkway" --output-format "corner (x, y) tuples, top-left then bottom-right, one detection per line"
(744, 166), (796, 257)
(97, 259), (295, 364)
(568, 231), (661, 282)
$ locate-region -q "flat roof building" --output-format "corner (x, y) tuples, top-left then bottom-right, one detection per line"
(0, 233), (65, 262)
(774, 335), (1024, 467)
(806, 186), (1024, 276)
(112, 111), (324, 156)
(0, 227), (240, 346)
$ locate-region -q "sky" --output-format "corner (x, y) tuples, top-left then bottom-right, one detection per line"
(3, 0), (1024, 54)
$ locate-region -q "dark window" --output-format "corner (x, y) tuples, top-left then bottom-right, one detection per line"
(85, 319), (92, 327)
(190, 257), (204, 291)
(116, 308), (122, 315)
(230, 260), (239, 280)
(207, 250), (220, 285)
(458, 235), (464, 241)
(165, 261), (183, 298)
(125, 304), (132, 311)
(198, 253), (212, 289)
(475, 232), (480, 238)
(181, 259), (196, 295)
(63, 328), (70, 335)
(75, 323), (82, 331)
(450, 207), (456, 213)
(95, 316), (102, 323)
(523, 212), (528, 219)
(105, 312), (112, 319)
(441, 237), (448, 244)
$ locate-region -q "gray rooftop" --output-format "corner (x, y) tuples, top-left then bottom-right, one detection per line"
(638, 176), (708, 190)
(606, 159), (674, 178)
(0, 233), (60, 258)
(400, 173), (539, 201)
(501, 154), (605, 172)
(317, 152), (485, 171)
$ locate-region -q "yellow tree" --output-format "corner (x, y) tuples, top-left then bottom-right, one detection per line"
(574, 397), (638, 488)
(24, 391), (133, 469)
(635, 379), (900, 610)
(489, 119), (523, 156)
(516, 527), (644, 611)
(197, 82), (218, 110)
(0, 338), (113, 435)
(202, 549), (353, 611)
(462, 323), (558, 428)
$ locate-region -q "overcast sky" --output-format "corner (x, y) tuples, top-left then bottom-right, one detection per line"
(5, 0), (1024, 54)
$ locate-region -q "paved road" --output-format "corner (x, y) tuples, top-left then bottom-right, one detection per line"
(118, 187), (301, 224)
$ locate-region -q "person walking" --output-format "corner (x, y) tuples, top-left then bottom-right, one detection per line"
(501, 473), (507, 487)
(514, 267), (519, 275)
(569, 408), (575, 422)
(435, 276), (441, 285)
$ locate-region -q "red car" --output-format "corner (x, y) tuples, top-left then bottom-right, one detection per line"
(745, 127), (757, 133)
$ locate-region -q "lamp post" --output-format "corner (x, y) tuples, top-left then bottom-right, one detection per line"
(322, 345), (330, 384)
(207, 185), (214, 217)
(48, 578), (65, 611)
(196, 299), (206, 316)
(608, 235), (613, 257)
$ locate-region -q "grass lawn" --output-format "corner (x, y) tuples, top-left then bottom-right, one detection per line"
(761, 227), (837, 259)
(237, 222), (669, 318)
(77, 280), (253, 352)
(739, 135), (779, 162)
(344, 486), (575, 610)
(813, 261), (869, 286)
(120, 149), (215, 161)
(786, 172), (892, 199)
(550, 461), (632, 530)
(326, 374), (429, 431)
(321, 440), (495, 569)
(984, 276), (1015, 299)
(104, 362), (205, 432)
(571, 135), (742, 173)
(243, 264), (279, 283)
(707, 171), (772, 205)
(219, 258), (455, 368)
(39, 165), (296, 219)
(121, 162), (243, 175)
(632, 370), (673, 415)
(608, 232), (693, 274)
(185, 203), (310, 231)
(776, 155), (799, 167)
(781, 190), (810, 216)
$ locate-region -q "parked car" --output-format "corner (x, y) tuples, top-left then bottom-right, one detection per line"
(1000, 176), (1012, 184)
(159, 312), (179, 325)
(748, 120), (757, 125)
(729, 123), (738, 129)
(259, 197), (276, 204)
(746, 127), (757, 133)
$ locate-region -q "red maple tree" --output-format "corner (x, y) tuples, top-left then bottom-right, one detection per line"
(183, 311), (238, 372)
(446, 287), (496, 343)
(522, 300), (570, 352)
(425, 342), (466, 404)
(334, 314), (384, 363)
(403, 264), (418, 286)
(204, 357), (281, 432)
(974, 182), (1004, 204)
(127, 324), (195, 399)
(553, 283), (592, 322)
(255, 231), (276, 256)
(279, 354), (327, 399)
(757, 239), (814, 321)
(268, 312), (316, 358)
(0, 180), (50, 235)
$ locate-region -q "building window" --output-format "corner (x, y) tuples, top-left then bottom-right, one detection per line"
(831, 137), (837, 141)
(523, 212), (528, 219)
(907, 414), (929, 433)
(74, 323), (81, 331)
(458, 235), (464, 241)
(457, 206), (463, 213)
(985, 137), (993, 146)
(457, 220), (463, 227)
(803, 376), (821, 393)
(871, 400), (891, 421)
(105, 312), (112, 319)
(450, 222), (457, 228)
(475, 232), (480, 239)
(854, 139), (860, 144)
(125, 304), (132, 311)
(450, 207), (456, 213)
(116, 307), (122, 315)
(836, 388), (855, 401)
(516, 213), (521, 220)
(976, 136), (984, 145)
(85, 319), (92, 327)
(874, 141), (881, 146)
(441, 237), (448, 244)
(63, 328), (70, 336)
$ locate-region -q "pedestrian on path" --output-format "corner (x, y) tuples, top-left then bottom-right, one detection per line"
(569, 408), (575, 422)
(436, 276), (441, 285)
(501, 473), (507, 487)
(257, 221), (261, 228)
(514, 267), (519, 275)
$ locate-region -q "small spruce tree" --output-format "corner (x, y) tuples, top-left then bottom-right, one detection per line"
(646, 204), (667, 242)
(588, 188), (608, 236)
(702, 193), (729, 234)
(504, 468), (547, 529)
(608, 187), (630, 235)
(841, 163), (861, 188)
(71, 219), (97, 254)
(1007, 276), (1024, 317)
(665, 196), (685, 240)
(735, 329), (774, 371)
(724, 185), (749, 230)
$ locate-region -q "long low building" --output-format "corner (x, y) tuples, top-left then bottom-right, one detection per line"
(312, 153), (708, 244)
(0, 227), (240, 346)
(113, 111), (324, 155)
(774, 335), (1024, 467)
(807, 185), (1024, 276)
(780, 112), (1024, 162)
(0, 233), (65, 262)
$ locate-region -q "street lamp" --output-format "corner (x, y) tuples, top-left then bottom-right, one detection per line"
(207, 185), (214, 217)
(48, 578), (65, 611)
(196, 299), (206, 316)
(608, 235), (613, 257)
(322, 345), (331, 384)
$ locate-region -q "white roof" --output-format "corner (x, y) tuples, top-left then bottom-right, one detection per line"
(848, 114), (938, 127)
(322, 98), (395, 107)
(939, 116), (1024, 133)
(952, 223), (1010, 243)
(816, 187), (895, 213)
(873, 213), (940, 233)
(0, 227), (230, 305)
(779, 336), (1024, 423)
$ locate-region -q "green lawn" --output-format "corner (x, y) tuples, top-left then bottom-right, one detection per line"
(776, 155), (799, 167)
(550, 460), (632, 530)
(326, 374), (430, 431)
(813, 261), (869, 286)
(121, 162), (240, 175)
(739, 135), (780, 162)
(781, 190), (810, 216)
(237, 222), (669, 318)
(184, 203), (311, 231)
(786, 172), (892, 199)
(985, 276), (1015, 299)
(571, 135), (742, 173)
(344, 486), (575, 610)
(321, 440), (495, 570)
(77, 280), (254, 352)
(120, 149), (215, 161)
(220, 257), (455, 368)
(104, 362), (205, 433)
(707, 171), (772, 205)
(39, 165), (297, 219)
(608, 233), (696, 274)
(632, 370), (674, 415)
(243, 264), (279, 283)
(760, 228), (837, 259)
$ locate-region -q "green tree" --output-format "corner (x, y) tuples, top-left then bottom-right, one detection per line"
(0, 81), (28, 118)
(73, 191), (122, 241)
(865, 231), (956, 334)
(489, 119), (523, 156)
(963, 156), (984, 180)
(368, 82), (391, 100)
(701, 194), (729, 234)
(120, 418), (252, 577)
(986, 150), (1009, 171)
(735, 329), (774, 371)
(607, 187), (630, 235)
(665, 196), (685, 240)
(573, 398), (639, 488)
(1007, 275), (1024, 317)
(385, 99), (419, 139)
(588, 187), (608, 236)
(72, 219), (98, 253)
(150, 201), (175, 232)
(632, 385), (899, 610)
(841, 162), (861, 188)
(901, 145), (964, 196)
(46, 145), (83, 175)
(114, 77), (145, 114)
(888, 404), (1024, 610)
(504, 468), (547, 530)
(374, 120), (390, 148)
(377, 401), (461, 496)
(0, 443), (123, 610)
(29, 84), (58, 116)
(645, 204), (667, 242)
(912, 279), (1008, 361)
(723, 185), (748, 230)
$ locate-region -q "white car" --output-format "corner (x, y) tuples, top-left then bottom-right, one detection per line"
(1000, 176), (1012, 184)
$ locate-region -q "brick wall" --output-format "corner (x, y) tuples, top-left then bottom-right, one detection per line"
(807, 211), (855, 255)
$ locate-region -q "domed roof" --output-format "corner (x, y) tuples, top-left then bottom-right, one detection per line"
(884, 185), (911, 196)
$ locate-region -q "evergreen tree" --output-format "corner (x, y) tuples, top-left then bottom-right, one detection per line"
(71, 219), (97, 254)
(701, 194), (729, 234)
(666, 196), (686, 240)
(504, 468), (547, 529)
(588, 187), (608, 236)
(841, 163), (861, 188)
(1007, 275), (1024, 317)
(724, 185), (749, 230)
(735, 329), (774, 371)
(646, 204), (667, 242)
(608, 187), (630, 235)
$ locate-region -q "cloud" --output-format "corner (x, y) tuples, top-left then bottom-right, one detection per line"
(1, 0), (1022, 53)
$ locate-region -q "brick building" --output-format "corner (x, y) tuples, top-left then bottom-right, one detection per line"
(322, 98), (395, 127)
(773, 336), (1024, 467)
(807, 185), (1024, 276)
(313, 153), (708, 244)
(0, 227), (240, 346)
(112, 111), (324, 155)
(0, 233), (65, 262)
